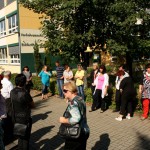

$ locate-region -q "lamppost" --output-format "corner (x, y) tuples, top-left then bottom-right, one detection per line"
(84, 43), (102, 66)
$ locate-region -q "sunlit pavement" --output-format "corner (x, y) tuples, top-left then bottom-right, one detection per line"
(6, 90), (150, 150)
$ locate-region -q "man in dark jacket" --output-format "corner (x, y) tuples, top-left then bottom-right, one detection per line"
(89, 63), (99, 112)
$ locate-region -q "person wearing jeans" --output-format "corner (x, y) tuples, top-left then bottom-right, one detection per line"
(55, 61), (64, 99)
(75, 64), (85, 100)
(38, 65), (52, 100)
(57, 79), (64, 98)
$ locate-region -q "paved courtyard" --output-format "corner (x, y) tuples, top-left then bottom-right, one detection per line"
(6, 90), (150, 150)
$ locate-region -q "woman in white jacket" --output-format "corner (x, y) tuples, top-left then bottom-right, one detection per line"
(93, 65), (109, 113)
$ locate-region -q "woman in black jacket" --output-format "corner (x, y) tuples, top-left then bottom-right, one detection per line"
(115, 70), (136, 121)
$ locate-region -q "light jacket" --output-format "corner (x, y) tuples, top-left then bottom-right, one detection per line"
(93, 73), (109, 98)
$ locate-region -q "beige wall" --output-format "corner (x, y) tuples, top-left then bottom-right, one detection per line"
(19, 5), (43, 29)
(0, 64), (20, 73)
(20, 29), (45, 53)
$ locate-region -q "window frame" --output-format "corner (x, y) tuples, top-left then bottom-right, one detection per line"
(0, 20), (6, 37)
(10, 54), (20, 64)
(8, 14), (18, 34)
(0, 48), (8, 64)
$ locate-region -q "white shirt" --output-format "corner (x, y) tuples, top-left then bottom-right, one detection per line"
(1, 78), (13, 99)
(63, 70), (73, 83)
(115, 72), (129, 90)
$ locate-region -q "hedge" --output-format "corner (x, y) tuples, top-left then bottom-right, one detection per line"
(10, 68), (142, 111)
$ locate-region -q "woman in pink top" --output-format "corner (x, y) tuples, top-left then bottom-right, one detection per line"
(93, 65), (109, 113)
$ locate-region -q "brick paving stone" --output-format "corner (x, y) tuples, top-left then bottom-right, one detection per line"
(5, 91), (150, 150)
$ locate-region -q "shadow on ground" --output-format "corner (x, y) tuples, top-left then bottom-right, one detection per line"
(32, 111), (52, 124)
(135, 132), (150, 149)
(30, 125), (64, 149)
(91, 133), (110, 150)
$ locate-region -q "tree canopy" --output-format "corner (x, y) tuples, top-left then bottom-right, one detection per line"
(20, 0), (150, 68)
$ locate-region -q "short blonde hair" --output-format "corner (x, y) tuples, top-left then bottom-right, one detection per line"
(4, 71), (11, 77)
(93, 63), (99, 69)
(63, 81), (77, 94)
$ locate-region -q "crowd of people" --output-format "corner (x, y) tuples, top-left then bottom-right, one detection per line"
(0, 61), (150, 149)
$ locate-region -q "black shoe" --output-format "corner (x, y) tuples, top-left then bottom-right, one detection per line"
(112, 110), (120, 113)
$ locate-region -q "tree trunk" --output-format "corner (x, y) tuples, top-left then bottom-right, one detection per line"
(126, 52), (133, 77)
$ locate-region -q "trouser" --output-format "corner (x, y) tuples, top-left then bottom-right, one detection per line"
(92, 89), (104, 110)
(115, 89), (121, 111)
(64, 131), (88, 150)
(18, 118), (32, 150)
(77, 85), (85, 101)
(42, 84), (48, 94)
(91, 86), (95, 95)
(142, 98), (150, 118)
(0, 120), (5, 150)
(57, 79), (64, 98)
(2, 115), (14, 145)
(120, 95), (132, 116)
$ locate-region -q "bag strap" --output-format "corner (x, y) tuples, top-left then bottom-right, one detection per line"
(74, 99), (82, 121)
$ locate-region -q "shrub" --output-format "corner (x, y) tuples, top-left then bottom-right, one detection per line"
(10, 73), (18, 86)
(85, 88), (92, 103)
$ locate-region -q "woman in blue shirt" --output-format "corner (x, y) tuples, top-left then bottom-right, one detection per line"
(38, 65), (52, 100)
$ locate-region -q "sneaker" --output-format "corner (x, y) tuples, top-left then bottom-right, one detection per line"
(115, 117), (122, 121)
(100, 110), (104, 113)
(126, 115), (131, 120)
(141, 116), (147, 120)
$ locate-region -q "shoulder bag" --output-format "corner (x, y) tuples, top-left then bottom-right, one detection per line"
(58, 100), (82, 139)
(11, 98), (28, 137)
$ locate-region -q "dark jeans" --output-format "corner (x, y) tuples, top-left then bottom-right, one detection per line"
(18, 117), (32, 150)
(77, 85), (85, 100)
(120, 95), (132, 116)
(115, 89), (121, 111)
(57, 79), (64, 98)
(42, 84), (48, 94)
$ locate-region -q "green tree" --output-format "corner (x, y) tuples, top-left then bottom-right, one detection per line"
(107, 0), (150, 75)
(33, 41), (43, 74)
(20, 0), (150, 75)
(19, 0), (110, 64)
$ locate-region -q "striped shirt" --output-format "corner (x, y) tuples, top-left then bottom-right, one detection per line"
(56, 66), (64, 79)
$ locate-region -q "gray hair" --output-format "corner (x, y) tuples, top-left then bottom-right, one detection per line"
(3, 71), (11, 76)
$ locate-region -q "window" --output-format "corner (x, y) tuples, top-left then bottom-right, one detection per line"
(0, 20), (6, 37)
(0, 48), (8, 64)
(10, 54), (20, 64)
(0, 1), (4, 10)
(8, 14), (18, 34)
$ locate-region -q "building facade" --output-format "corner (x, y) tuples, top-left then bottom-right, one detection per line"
(0, 0), (45, 73)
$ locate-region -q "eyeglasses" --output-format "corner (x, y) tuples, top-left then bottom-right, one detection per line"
(63, 89), (69, 93)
